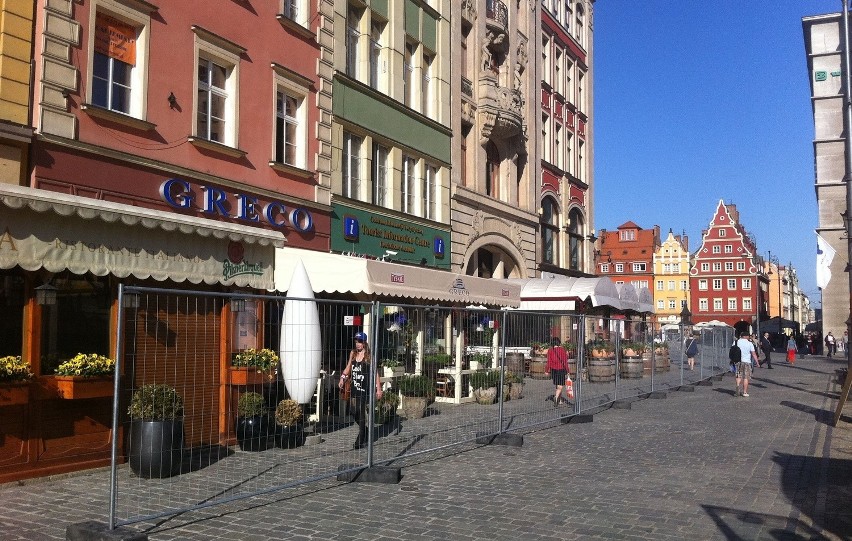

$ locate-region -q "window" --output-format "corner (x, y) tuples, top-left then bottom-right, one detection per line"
(601, 263), (610, 273)
(282, 0), (307, 26)
(542, 113), (550, 163)
(404, 42), (415, 107)
(727, 278), (736, 290)
(698, 279), (708, 291)
(424, 164), (438, 220)
(673, 263), (681, 273)
(633, 262), (646, 272)
(542, 35), (550, 85)
(724, 245), (733, 253)
(663, 264), (671, 274)
(699, 299), (708, 311)
(197, 58), (230, 143)
(712, 262), (722, 271)
(576, 4), (585, 48)
(656, 280), (664, 291)
(728, 298), (737, 311)
(403, 155), (416, 214)
(637, 280), (648, 289)
(567, 208), (583, 270)
(701, 263), (709, 271)
(668, 300), (676, 310)
(578, 140), (585, 181)
(565, 1), (572, 30)
(421, 52), (433, 116)
(619, 229), (635, 241)
(342, 132), (362, 199)
(719, 228), (727, 237)
(369, 20), (384, 90)
(743, 298), (752, 311)
(737, 261), (746, 271)
(657, 300), (665, 309)
(714, 298), (723, 311)
(680, 280), (688, 290)
(485, 141), (500, 198)
(88, 6), (149, 119)
(742, 278), (752, 290)
(712, 245), (720, 254)
(274, 87), (304, 167)
(554, 123), (562, 169)
(725, 261), (733, 271)
(713, 279), (722, 290)
(615, 263), (624, 273)
(554, 48), (562, 95)
(681, 300), (687, 308)
(371, 143), (388, 207)
(541, 197), (559, 265)
(346, 7), (360, 78)
(668, 280), (675, 290)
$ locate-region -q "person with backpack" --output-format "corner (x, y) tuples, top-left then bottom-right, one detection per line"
(734, 331), (758, 397)
(685, 333), (699, 370)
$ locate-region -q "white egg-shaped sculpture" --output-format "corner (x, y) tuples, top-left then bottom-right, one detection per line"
(280, 260), (321, 404)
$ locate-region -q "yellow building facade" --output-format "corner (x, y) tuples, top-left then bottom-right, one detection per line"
(653, 230), (691, 325)
(0, 0), (34, 185)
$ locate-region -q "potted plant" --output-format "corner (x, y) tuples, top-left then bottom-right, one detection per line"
(621, 340), (642, 358)
(469, 351), (492, 371)
(52, 353), (116, 399)
(422, 353), (453, 378)
(470, 370), (501, 405)
(530, 341), (549, 357)
(235, 391), (271, 452)
(505, 371), (525, 400)
(127, 383), (184, 478)
(562, 340), (577, 358)
(230, 348), (279, 386)
(0, 355), (33, 406)
(374, 391), (400, 425)
(274, 399), (304, 448)
(397, 374), (434, 419)
(381, 357), (404, 379)
(587, 338), (615, 358)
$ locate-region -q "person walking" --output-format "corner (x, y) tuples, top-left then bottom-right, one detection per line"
(786, 335), (797, 364)
(339, 332), (382, 449)
(843, 331), (849, 356)
(685, 333), (698, 370)
(735, 332), (758, 397)
(826, 332), (836, 358)
(544, 336), (572, 407)
(760, 332), (774, 369)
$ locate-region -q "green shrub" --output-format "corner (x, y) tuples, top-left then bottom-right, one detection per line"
(504, 371), (524, 384)
(397, 374), (435, 397)
(237, 392), (266, 417)
(470, 370), (501, 390)
(275, 399), (303, 426)
(128, 384), (183, 421)
(423, 354), (453, 367)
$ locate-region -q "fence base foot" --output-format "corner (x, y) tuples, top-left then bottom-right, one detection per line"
(493, 433), (524, 447)
(677, 385), (696, 392)
(336, 464), (401, 484)
(304, 435), (324, 445)
(66, 521), (147, 541)
(648, 391), (667, 399)
(697, 380), (713, 386)
(562, 414), (593, 424)
(612, 400), (631, 410)
(712, 374), (724, 381)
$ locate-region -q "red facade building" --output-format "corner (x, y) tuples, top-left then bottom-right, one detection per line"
(689, 201), (768, 331)
(595, 222), (659, 292)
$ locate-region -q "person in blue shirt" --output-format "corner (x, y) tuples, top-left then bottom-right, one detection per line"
(735, 332), (758, 397)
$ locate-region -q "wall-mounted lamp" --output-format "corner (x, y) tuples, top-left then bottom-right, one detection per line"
(230, 298), (246, 313)
(35, 283), (58, 306)
(167, 92), (177, 109)
(586, 232), (598, 243)
(594, 250), (612, 263)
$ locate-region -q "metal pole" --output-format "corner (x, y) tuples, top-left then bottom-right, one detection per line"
(843, 0), (852, 373)
(108, 283), (125, 530)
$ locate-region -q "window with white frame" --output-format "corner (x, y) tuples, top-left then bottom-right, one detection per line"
(542, 113), (551, 162)
(657, 300), (664, 309)
(404, 42), (415, 107)
(698, 279), (708, 290)
(725, 261), (733, 271)
(342, 132), (362, 199)
(273, 83), (305, 168)
(282, 0), (307, 27)
(565, 1), (572, 31)
(346, 7), (360, 78)
(371, 143), (388, 207)
(663, 264), (671, 274)
(681, 299), (687, 308)
(565, 131), (573, 176)
(578, 139), (585, 181)
(554, 48), (562, 95)
(743, 298), (752, 311)
(542, 35), (550, 86)
(601, 263), (610, 273)
(724, 245), (733, 253)
(713, 279), (722, 290)
(727, 278), (736, 290)
(576, 4), (585, 48)
(369, 19), (384, 90)
(699, 299), (708, 311)
(742, 278), (752, 290)
(565, 59), (574, 103)
(656, 280), (664, 291)
(577, 71), (585, 113)
(673, 263), (681, 273)
(737, 261), (745, 271)
(620, 229), (635, 241)
(196, 53), (236, 145)
(421, 52), (433, 117)
(632, 262), (646, 272)
(713, 262), (722, 271)
(728, 298), (737, 311)
(638, 280), (648, 289)
(713, 298), (723, 311)
(712, 245), (720, 254)
(615, 263), (624, 273)
(88, 4), (149, 119)
(719, 228), (727, 237)
(668, 280), (675, 290)
(554, 123), (562, 169)
(668, 300), (676, 310)
(424, 163), (438, 220)
(680, 280), (688, 290)
(701, 263), (709, 271)
(402, 155), (417, 214)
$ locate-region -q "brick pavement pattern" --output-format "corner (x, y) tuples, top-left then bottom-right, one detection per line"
(1, 355), (851, 540)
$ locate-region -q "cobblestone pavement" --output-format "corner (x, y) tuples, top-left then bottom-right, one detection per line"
(2, 355), (851, 540)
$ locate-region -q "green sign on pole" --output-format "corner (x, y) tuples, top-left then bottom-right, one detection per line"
(815, 70), (827, 82)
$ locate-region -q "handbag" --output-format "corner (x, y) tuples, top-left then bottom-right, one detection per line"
(340, 375), (351, 401)
(565, 376), (574, 399)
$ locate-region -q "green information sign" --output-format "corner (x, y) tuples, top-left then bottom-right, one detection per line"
(815, 70), (827, 82)
(330, 203), (450, 269)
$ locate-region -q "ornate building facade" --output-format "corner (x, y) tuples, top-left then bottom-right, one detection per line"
(653, 230), (690, 325)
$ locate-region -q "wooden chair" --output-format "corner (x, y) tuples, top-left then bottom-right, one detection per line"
(434, 374), (454, 398)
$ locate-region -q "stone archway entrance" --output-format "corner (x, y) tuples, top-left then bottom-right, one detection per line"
(464, 245), (521, 279)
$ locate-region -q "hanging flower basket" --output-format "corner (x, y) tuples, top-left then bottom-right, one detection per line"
(0, 383), (30, 406)
(228, 367), (273, 386)
(52, 376), (114, 399)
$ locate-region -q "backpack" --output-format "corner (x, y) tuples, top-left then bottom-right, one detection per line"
(728, 342), (741, 365)
(686, 339), (698, 357)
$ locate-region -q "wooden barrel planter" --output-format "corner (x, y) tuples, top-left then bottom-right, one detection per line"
(642, 354), (653, 372)
(654, 352), (670, 373)
(619, 357), (644, 379)
(528, 356), (549, 379)
(567, 357), (577, 376)
(505, 352), (525, 375)
(588, 358), (615, 382)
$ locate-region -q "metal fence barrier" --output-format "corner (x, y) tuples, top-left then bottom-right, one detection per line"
(110, 285), (733, 528)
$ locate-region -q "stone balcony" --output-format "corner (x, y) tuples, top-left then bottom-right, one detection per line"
(485, 0), (508, 32)
(478, 74), (524, 141)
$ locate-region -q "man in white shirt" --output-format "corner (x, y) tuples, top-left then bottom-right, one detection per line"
(736, 332), (758, 397)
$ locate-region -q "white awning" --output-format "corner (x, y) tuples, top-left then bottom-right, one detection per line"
(273, 247), (520, 307)
(637, 287), (654, 314)
(0, 184), (284, 289)
(615, 282), (640, 312)
(508, 276), (623, 311)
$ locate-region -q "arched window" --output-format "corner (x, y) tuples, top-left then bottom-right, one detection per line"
(541, 196), (559, 265)
(568, 208), (584, 270)
(485, 141), (500, 198)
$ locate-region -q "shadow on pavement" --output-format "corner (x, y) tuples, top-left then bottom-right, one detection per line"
(702, 504), (835, 541)
(780, 401), (835, 426)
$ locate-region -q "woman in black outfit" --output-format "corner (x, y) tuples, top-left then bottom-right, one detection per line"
(339, 332), (383, 449)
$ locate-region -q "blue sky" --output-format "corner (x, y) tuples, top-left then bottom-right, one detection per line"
(593, 1), (842, 307)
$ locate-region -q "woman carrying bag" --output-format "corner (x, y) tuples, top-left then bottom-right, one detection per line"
(544, 336), (573, 407)
(338, 332), (383, 449)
